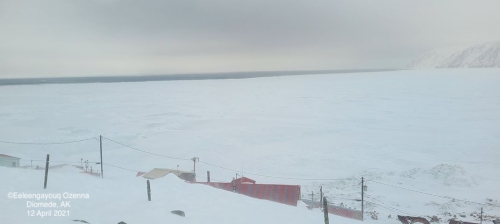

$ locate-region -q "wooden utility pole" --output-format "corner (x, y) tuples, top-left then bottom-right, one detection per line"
(361, 177), (364, 221)
(191, 157), (199, 173)
(323, 197), (329, 224)
(43, 154), (50, 189)
(100, 135), (103, 178)
(207, 171), (210, 182)
(147, 180), (151, 201)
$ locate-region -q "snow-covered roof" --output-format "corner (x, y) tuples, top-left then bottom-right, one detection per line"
(142, 168), (193, 179)
(0, 154), (21, 159)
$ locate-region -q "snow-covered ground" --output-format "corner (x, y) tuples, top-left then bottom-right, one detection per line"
(1, 69), (499, 223)
(1, 165), (363, 224)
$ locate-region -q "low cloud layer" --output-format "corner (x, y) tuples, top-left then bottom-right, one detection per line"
(1, 0), (499, 78)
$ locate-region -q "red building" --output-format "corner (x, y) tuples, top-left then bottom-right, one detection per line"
(198, 177), (301, 206)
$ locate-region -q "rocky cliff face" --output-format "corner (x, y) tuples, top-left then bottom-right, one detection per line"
(408, 41), (500, 69)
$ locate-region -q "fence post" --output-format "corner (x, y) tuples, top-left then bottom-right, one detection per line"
(311, 191), (314, 210)
(323, 197), (329, 224)
(207, 171), (210, 182)
(43, 154), (50, 189)
(232, 178), (236, 192)
(361, 177), (364, 221)
(320, 186), (323, 208)
(100, 135), (103, 178)
(480, 207), (483, 224)
(147, 180), (151, 201)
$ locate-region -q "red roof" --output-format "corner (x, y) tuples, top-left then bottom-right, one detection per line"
(0, 154), (21, 159)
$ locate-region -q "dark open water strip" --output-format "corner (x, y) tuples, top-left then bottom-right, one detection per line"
(0, 69), (397, 86)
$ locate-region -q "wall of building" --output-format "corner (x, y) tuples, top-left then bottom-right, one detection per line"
(0, 157), (20, 167)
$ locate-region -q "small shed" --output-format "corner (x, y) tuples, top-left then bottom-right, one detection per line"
(0, 154), (21, 167)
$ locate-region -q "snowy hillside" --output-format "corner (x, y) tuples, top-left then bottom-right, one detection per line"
(1, 69), (500, 223)
(408, 41), (500, 69)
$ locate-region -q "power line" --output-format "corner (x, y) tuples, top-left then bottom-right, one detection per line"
(367, 201), (420, 217)
(30, 160), (88, 164)
(104, 136), (351, 181)
(368, 180), (497, 208)
(0, 137), (97, 145)
(199, 161), (352, 181)
(0, 158), (99, 164)
(104, 163), (140, 173)
(331, 196), (359, 201)
(102, 137), (191, 161)
(365, 200), (423, 217)
(196, 175), (225, 182)
(328, 196), (359, 202)
(365, 195), (404, 211)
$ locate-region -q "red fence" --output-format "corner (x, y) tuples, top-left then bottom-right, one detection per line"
(325, 204), (363, 221)
(197, 179), (300, 206)
(301, 199), (363, 221)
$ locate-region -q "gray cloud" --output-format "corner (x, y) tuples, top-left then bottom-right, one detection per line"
(1, 0), (500, 77)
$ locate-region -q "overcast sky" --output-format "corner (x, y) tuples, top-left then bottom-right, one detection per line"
(1, 0), (500, 78)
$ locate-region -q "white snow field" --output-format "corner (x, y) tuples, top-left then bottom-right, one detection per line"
(1, 69), (499, 223)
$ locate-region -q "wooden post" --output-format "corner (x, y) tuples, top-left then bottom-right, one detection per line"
(207, 171), (210, 182)
(361, 177), (364, 221)
(100, 135), (103, 178)
(480, 207), (483, 224)
(147, 180), (151, 201)
(320, 186), (323, 208)
(234, 173), (238, 192)
(323, 197), (329, 224)
(311, 191), (314, 210)
(232, 179), (236, 192)
(43, 154), (50, 189)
